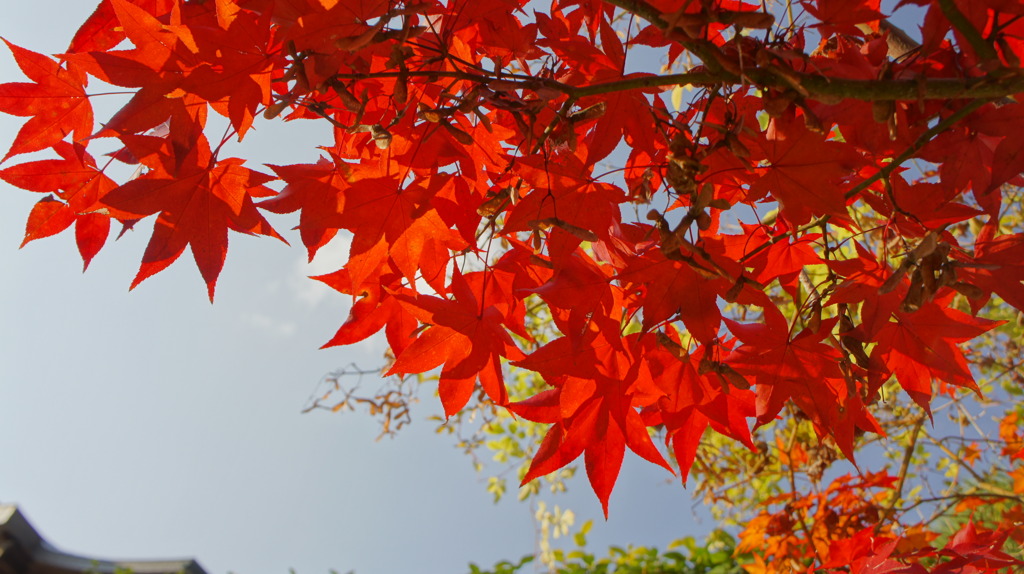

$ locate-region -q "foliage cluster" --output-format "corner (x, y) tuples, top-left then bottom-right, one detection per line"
(4, 0), (1024, 571)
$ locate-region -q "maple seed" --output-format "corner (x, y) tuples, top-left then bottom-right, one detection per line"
(263, 100), (290, 120)
(370, 125), (392, 149)
(567, 102), (607, 124)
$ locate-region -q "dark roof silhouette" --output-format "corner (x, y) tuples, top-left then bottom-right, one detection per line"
(0, 505), (207, 574)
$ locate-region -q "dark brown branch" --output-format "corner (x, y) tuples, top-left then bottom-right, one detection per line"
(938, 0), (1000, 63)
(330, 68), (1024, 103)
(577, 71), (1024, 101)
(323, 0), (1024, 105)
(595, 0), (1023, 101)
(602, 0), (670, 31)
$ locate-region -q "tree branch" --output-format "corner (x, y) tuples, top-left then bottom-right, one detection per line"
(593, 0), (1022, 103)
(330, 68), (1024, 103)
(875, 416), (925, 532)
(737, 98), (987, 266)
(938, 0), (1000, 63)
(575, 71), (1024, 101)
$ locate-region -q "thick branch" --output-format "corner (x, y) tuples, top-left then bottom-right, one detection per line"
(576, 71), (1024, 101)
(601, 0), (668, 29)
(331, 69), (1024, 103)
(594, 0), (1023, 102)
(324, 0), (1024, 105)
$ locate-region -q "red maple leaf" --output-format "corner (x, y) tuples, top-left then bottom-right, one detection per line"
(62, 0), (199, 137)
(933, 521), (1023, 573)
(510, 332), (672, 516)
(315, 267), (417, 358)
(871, 299), (1000, 414)
(749, 112), (862, 225)
(642, 336), (756, 481)
(0, 40), (93, 160)
(528, 249), (624, 344)
(579, 79), (661, 165)
(385, 270), (525, 417)
(823, 529), (927, 574)
(179, 4), (278, 137)
(503, 152), (624, 250)
(0, 141), (117, 268)
(100, 133), (284, 300)
(337, 172), (466, 292)
(956, 226), (1024, 313)
(66, 0), (177, 54)
(617, 248), (723, 343)
(264, 156), (348, 261)
(272, 0), (389, 54)
(803, 0), (883, 27)
(727, 307), (881, 459)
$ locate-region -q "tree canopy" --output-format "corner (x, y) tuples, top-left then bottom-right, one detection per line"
(3, 0), (1024, 571)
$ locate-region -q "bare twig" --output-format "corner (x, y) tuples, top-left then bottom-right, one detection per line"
(875, 415), (925, 532)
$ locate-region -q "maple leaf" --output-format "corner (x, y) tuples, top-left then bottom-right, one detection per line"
(749, 113), (862, 225)
(933, 521), (1023, 573)
(503, 152), (624, 250)
(264, 157), (348, 261)
(919, 125), (997, 209)
(803, 0), (883, 27)
(100, 134), (284, 300)
(385, 270), (525, 417)
(722, 222), (823, 300)
(66, 0), (177, 54)
(180, 6), (277, 137)
(453, 1), (542, 65)
(315, 267), (417, 358)
(870, 300), (1000, 414)
(726, 307), (880, 459)
(510, 332), (672, 516)
(273, 0), (390, 54)
(336, 172), (466, 292)
(0, 39), (93, 160)
(956, 227), (1024, 313)
(0, 141), (117, 268)
(617, 248), (723, 343)
(826, 241), (895, 308)
(0, 142), (113, 208)
(527, 249), (624, 344)
(62, 0), (199, 137)
(823, 529), (927, 574)
(642, 337), (756, 481)
(20, 196), (77, 246)
(579, 79), (661, 165)
(105, 0), (193, 71)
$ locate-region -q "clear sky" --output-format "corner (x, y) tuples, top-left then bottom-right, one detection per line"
(0, 3), (709, 573)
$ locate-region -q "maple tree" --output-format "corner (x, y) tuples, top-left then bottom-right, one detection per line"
(4, 0), (1024, 571)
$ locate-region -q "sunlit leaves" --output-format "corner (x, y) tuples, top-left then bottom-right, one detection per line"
(3, 1), (1024, 569)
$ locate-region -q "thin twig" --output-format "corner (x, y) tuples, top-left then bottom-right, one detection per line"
(875, 415), (925, 532)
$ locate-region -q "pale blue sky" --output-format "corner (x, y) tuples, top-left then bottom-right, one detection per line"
(0, 3), (707, 573)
